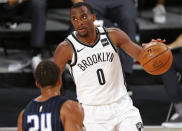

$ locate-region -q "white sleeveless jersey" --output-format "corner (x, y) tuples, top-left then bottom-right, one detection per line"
(66, 27), (128, 105)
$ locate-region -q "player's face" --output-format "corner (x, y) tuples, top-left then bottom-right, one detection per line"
(70, 6), (95, 37)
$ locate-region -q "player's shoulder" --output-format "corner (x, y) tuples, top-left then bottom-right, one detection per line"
(105, 27), (124, 39)
(106, 27), (122, 34)
(18, 110), (24, 118)
(56, 40), (71, 51)
(60, 100), (84, 129)
(105, 27), (124, 44)
(61, 100), (83, 117)
(60, 100), (83, 121)
(62, 100), (82, 112)
(54, 40), (73, 58)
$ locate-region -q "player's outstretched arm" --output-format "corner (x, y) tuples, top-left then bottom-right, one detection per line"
(107, 27), (143, 62)
(17, 110), (24, 131)
(61, 100), (84, 131)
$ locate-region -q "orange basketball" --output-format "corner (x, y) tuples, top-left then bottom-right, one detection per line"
(139, 42), (173, 75)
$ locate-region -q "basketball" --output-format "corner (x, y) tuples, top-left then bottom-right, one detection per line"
(139, 42), (173, 75)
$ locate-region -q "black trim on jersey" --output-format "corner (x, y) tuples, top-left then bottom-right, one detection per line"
(70, 66), (75, 83)
(65, 38), (77, 67)
(66, 64), (76, 87)
(98, 26), (106, 35)
(122, 71), (128, 87)
(71, 28), (100, 48)
(103, 27), (118, 53)
(103, 27), (127, 87)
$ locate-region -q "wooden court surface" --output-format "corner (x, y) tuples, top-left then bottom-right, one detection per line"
(0, 126), (181, 131)
(145, 126), (182, 131)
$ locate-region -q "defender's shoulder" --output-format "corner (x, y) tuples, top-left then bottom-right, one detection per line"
(62, 100), (82, 113)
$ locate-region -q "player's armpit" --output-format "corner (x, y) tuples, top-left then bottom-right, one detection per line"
(17, 110), (24, 131)
(60, 100), (84, 131)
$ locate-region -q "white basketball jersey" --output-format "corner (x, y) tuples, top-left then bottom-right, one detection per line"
(66, 27), (128, 105)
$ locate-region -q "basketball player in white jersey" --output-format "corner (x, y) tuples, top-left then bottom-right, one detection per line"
(54, 2), (144, 131)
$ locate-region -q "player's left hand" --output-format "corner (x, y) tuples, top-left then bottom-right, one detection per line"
(142, 39), (166, 48)
(150, 38), (166, 43)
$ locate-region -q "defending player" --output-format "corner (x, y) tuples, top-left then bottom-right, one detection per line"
(17, 60), (84, 131)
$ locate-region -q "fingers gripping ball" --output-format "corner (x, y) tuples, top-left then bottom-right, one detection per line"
(139, 42), (173, 75)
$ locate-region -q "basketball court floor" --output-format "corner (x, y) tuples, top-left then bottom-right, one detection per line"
(0, 126), (181, 131)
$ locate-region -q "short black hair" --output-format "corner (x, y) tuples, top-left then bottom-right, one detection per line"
(34, 60), (60, 87)
(71, 2), (94, 14)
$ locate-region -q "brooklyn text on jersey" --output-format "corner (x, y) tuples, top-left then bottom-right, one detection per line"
(77, 52), (114, 71)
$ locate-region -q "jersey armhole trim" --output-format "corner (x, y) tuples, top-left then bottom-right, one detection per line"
(103, 27), (118, 52)
(97, 26), (106, 35)
(65, 38), (77, 67)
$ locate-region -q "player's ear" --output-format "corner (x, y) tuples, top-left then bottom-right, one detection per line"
(92, 14), (96, 21)
(35, 81), (41, 88)
(56, 77), (62, 86)
(55, 77), (62, 91)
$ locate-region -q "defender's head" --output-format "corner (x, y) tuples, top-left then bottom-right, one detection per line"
(70, 2), (96, 37)
(34, 60), (60, 88)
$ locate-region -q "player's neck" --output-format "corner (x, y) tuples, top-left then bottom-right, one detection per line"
(77, 27), (97, 45)
(36, 86), (61, 101)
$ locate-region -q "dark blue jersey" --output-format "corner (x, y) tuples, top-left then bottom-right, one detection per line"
(22, 95), (68, 131)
